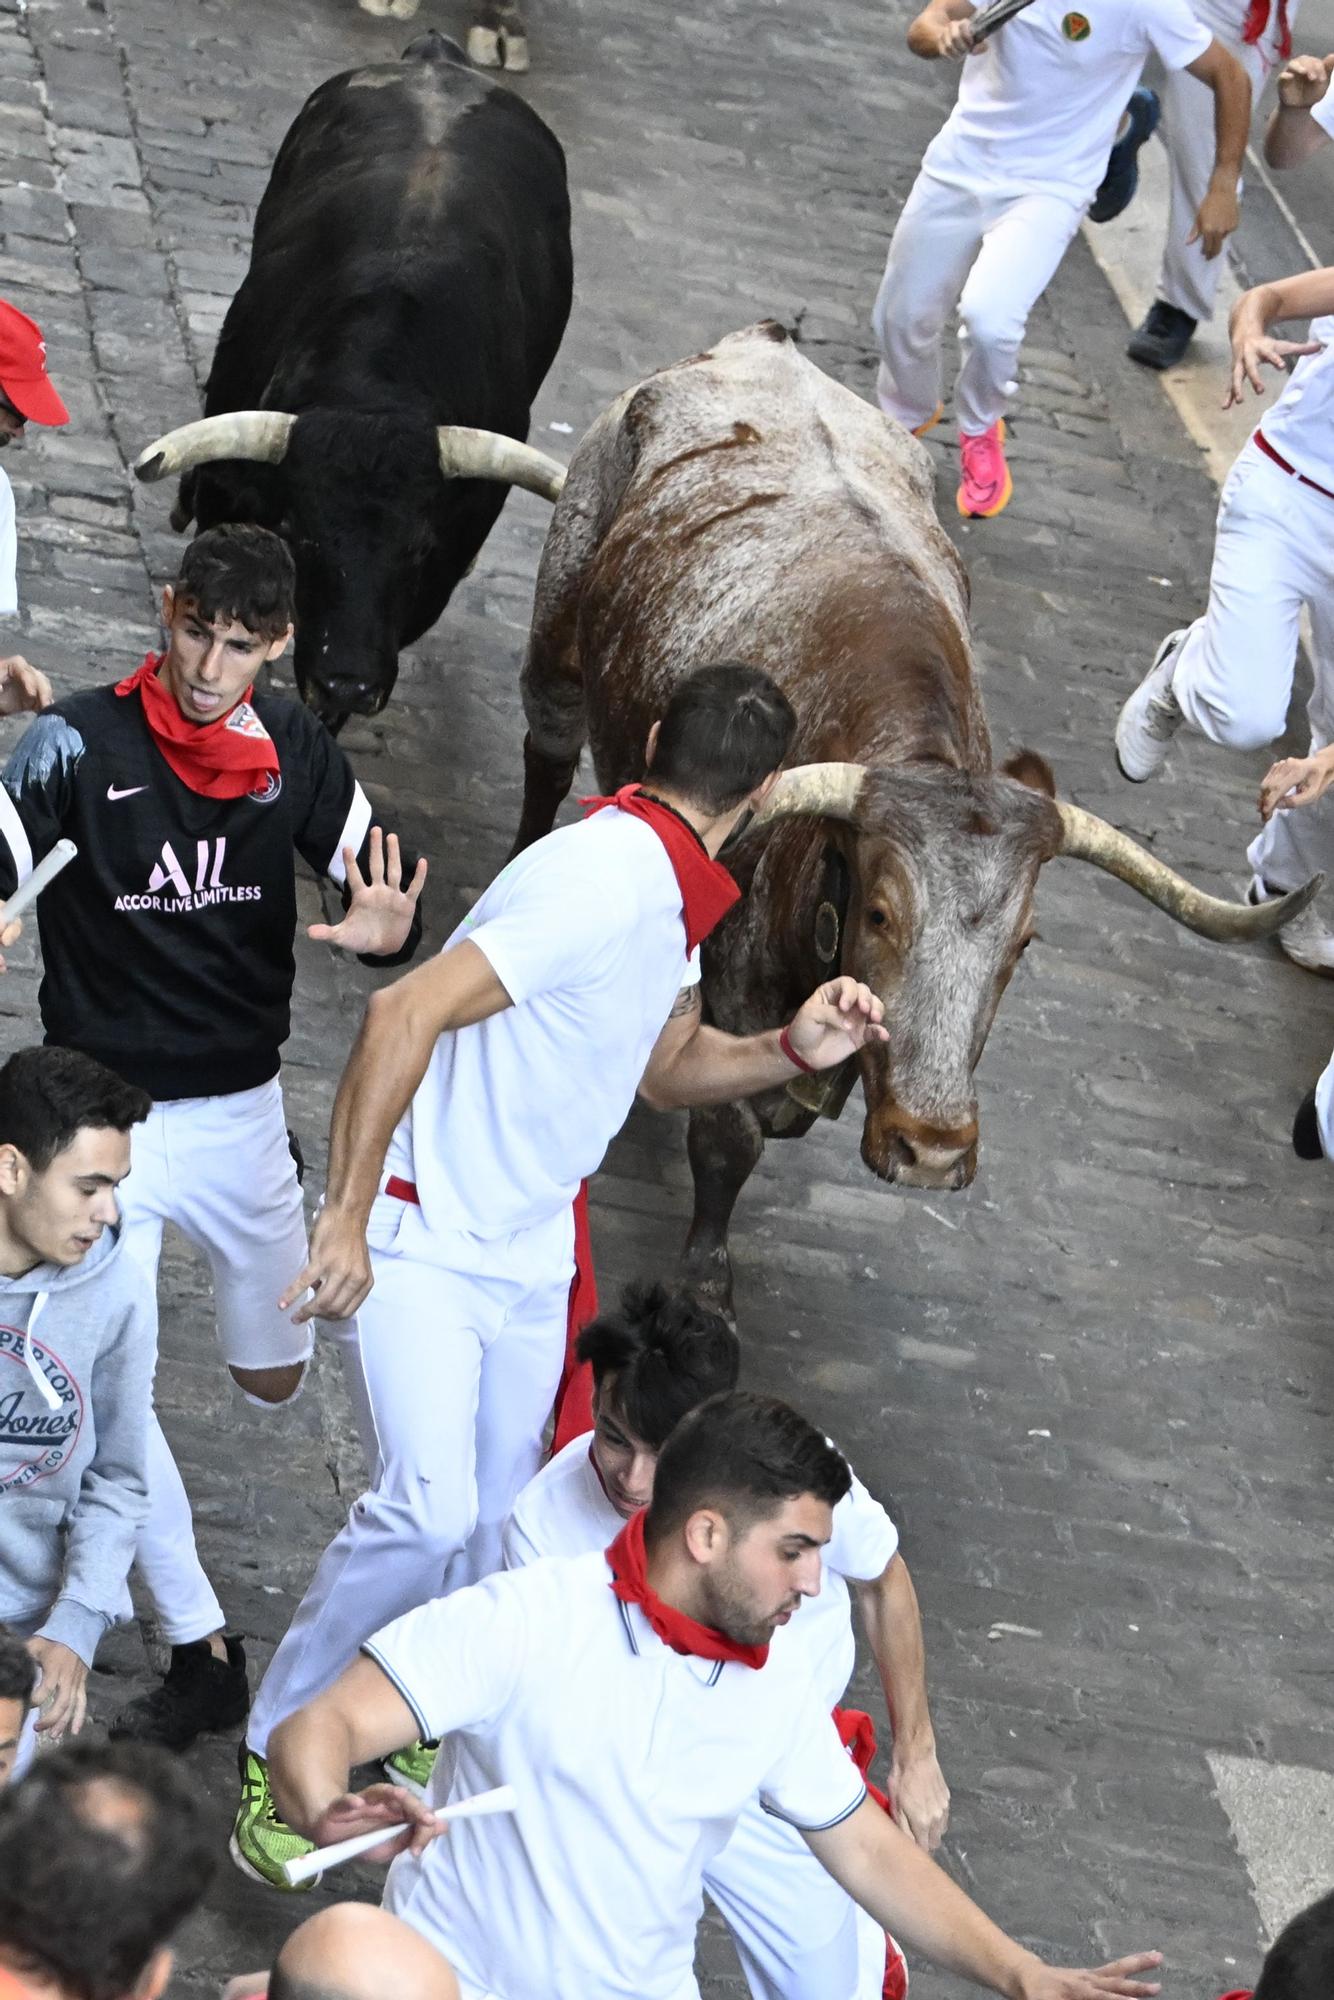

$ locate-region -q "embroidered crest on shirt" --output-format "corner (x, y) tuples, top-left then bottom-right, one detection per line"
(1061, 9), (1091, 37)
(224, 701), (272, 741)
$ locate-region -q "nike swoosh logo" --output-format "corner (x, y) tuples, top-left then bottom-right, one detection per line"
(106, 785), (147, 801)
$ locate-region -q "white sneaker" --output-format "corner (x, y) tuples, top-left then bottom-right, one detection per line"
(1115, 629), (1186, 781)
(1248, 877), (1334, 975)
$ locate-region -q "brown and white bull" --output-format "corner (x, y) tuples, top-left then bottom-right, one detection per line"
(494, 323), (1316, 1302)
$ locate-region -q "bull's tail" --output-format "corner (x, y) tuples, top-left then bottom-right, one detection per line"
(401, 28), (469, 64)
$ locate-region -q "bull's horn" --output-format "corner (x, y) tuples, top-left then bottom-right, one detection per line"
(747, 762), (868, 830)
(436, 427), (567, 502)
(134, 412), (297, 482)
(1057, 800), (1323, 941)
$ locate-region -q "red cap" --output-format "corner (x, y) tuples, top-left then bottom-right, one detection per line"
(0, 301), (69, 426)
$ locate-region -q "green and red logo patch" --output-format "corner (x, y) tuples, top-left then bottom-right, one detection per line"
(1061, 10), (1091, 38)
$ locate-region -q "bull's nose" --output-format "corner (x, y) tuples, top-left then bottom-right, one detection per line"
(864, 1117), (978, 1190)
(303, 676), (384, 726)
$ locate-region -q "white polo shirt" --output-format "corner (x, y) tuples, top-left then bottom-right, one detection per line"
(384, 806), (700, 1240)
(503, 1434), (900, 1710)
(0, 468), (18, 617)
(922, 0), (1211, 203)
(367, 1553), (866, 2000)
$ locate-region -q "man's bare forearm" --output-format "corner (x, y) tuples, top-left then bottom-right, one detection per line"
(270, 1703), (359, 1838)
(808, 1803), (1038, 1996)
(859, 1558), (935, 1756)
(1209, 59), (1250, 184)
(640, 1023), (800, 1110)
(323, 940), (512, 1222)
(1236, 266), (1334, 335)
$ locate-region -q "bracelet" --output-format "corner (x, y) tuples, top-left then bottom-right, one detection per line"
(779, 1025), (817, 1075)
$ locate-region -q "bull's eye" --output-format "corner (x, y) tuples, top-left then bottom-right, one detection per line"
(866, 906), (888, 929)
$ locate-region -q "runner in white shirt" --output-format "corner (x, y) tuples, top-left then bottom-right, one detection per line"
(234, 664), (892, 1886)
(0, 298), (68, 700)
(267, 1392), (1163, 2000)
(501, 1279), (948, 2000)
(871, 0), (1249, 520)
(1124, 0), (1299, 373)
(1115, 265), (1334, 976)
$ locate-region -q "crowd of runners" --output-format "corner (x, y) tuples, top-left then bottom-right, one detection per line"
(0, 2), (1333, 1999)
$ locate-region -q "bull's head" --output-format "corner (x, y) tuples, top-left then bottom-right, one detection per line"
(746, 759), (1319, 1192)
(134, 414), (566, 728)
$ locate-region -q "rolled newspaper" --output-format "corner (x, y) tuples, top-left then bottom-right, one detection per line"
(282, 1783), (518, 1886)
(0, 839), (78, 929)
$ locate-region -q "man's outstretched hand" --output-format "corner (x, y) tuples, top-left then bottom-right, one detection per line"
(309, 828), (427, 957)
(1018, 1954), (1163, 2000)
(784, 976), (888, 1070)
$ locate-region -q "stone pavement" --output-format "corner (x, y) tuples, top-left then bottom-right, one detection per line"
(2, 0), (1332, 1995)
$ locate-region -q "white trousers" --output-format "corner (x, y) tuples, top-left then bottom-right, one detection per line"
(1169, 440), (1334, 893)
(247, 1194), (574, 1756)
(1157, 38), (1268, 325)
(120, 1079), (314, 1647)
(872, 169), (1084, 434)
(705, 1793), (886, 2000)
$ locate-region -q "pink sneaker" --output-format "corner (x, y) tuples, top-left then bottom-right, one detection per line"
(955, 420), (1012, 519)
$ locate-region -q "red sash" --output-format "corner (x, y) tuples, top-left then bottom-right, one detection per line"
(115, 653), (281, 800)
(605, 1508), (769, 1668)
(581, 784), (740, 955)
(835, 1709), (908, 2000)
(1242, 0), (1291, 59)
(550, 1181), (598, 1453)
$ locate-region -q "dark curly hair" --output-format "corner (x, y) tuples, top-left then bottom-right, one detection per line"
(0, 1047), (150, 1174)
(0, 1739), (214, 2000)
(576, 1279), (740, 1449)
(644, 1389), (850, 1546)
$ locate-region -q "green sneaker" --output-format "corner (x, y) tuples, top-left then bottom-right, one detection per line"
(230, 1747), (321, 1891)
(382, 1738), (439, 1798)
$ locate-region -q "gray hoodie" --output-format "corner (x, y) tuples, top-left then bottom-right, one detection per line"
(0, 1222), (155, 1665)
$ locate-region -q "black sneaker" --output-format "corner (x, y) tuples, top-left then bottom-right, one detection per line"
(109, 1636), (250, 1751)
(1089, 87), (1160, 224)
(1293, 1087), (1324, 1161)
(1127, 300), (1197, 371)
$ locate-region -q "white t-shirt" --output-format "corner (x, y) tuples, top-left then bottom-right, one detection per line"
(0, 468), (17, 617)
(503, 1433), (900, 1710)
(385, 806), (700, 1239)
(367, 1553), (866, 2000)
(1256, 321), (1334, 489)
(922, 0), (1212, 203)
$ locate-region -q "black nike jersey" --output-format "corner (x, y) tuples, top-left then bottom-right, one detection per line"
(0, 685), (423, 1100)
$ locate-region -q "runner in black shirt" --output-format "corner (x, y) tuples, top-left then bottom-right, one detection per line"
(0, 526), (426, 1749)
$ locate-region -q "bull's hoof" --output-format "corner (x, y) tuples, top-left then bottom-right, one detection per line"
(501, 30), (529, 69)
(467, 23), (503, 64)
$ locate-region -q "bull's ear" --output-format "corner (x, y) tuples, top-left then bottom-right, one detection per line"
(1001, 749), (1057, 798)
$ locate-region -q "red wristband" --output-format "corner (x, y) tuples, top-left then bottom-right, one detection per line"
(779, 1025), (817, 1075)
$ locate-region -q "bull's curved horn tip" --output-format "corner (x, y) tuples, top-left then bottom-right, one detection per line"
(1267, 871), (1324, 929)
(133, 449), (165, 482)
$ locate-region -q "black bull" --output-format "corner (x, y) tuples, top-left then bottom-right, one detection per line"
(135, 34), (572, 728)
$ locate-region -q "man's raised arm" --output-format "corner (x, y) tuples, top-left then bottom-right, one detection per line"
(281, 940), (513, 1323)
(269, 1655), (442, 1866)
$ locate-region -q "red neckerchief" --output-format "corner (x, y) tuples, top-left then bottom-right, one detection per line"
(114, 653), (281, 800)
(606, 1508), (769, 1668)
(1217, 1991), (1253, 1999)
(1242, 0), (1291, 59)
(581, 784), (740, 956)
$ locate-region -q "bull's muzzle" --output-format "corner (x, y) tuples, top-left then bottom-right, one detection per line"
(861, 1111), (979, 1191)
(302, 673), (391, 729)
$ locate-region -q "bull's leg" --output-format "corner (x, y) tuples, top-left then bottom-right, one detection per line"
(511, 729), (581, 855)
(682, 1100), (765, 1315)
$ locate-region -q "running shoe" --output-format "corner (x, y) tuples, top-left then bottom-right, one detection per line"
(231, 1747), (320, 1892)
(956, 421), (1012, 519)
(1127, 299), (1197, 371)
(911, 403), (945, 438)
(1089, 87), (1160, 223)
(1247, 878), (1334, 975)
(109, 1635), (249, 1750)
(1114, 628), (1184, 781)
(383, 1739), (440, 1799)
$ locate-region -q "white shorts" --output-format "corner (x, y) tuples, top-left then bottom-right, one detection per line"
(118, 1076), (313, 1373)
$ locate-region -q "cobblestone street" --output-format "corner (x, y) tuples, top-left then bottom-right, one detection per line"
(1, 0), (1332, 1994)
